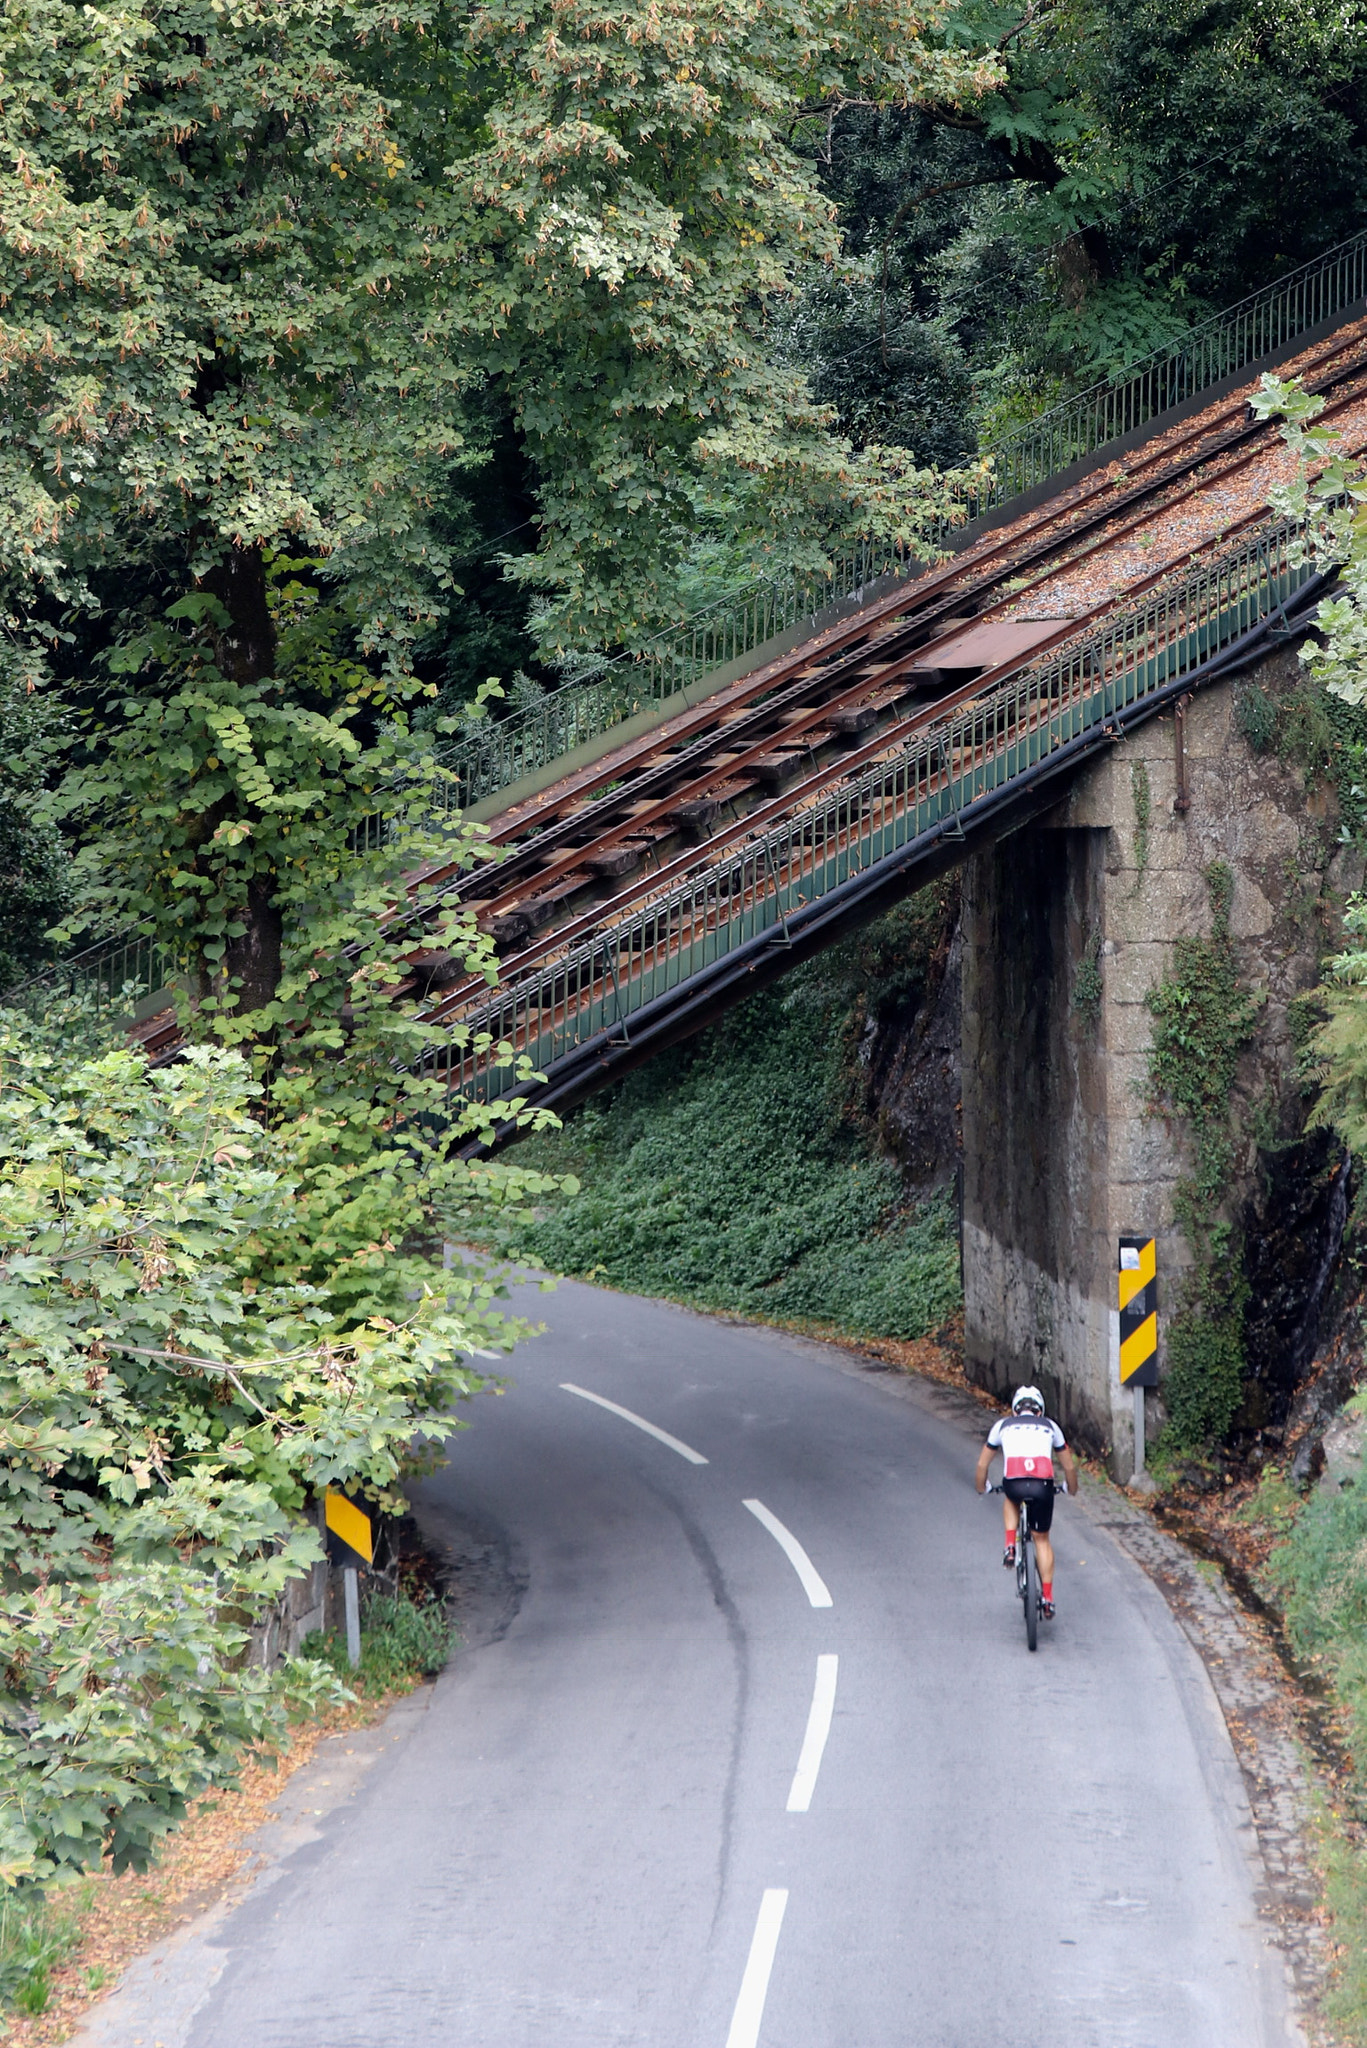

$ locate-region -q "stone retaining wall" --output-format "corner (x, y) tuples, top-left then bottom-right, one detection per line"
(961, 645), (1346, 1474)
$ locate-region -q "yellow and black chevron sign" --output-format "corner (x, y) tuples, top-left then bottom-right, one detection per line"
(324, 1488), (374, 1569)
(1118, 1236), (1158, 1387)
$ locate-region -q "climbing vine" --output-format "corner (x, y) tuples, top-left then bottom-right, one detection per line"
(1145, 862), (1263, 1450)
(1131, 760), (1152, 889)
(1237, 670), (1367, 846)
(1072, 927), (1103, 1024)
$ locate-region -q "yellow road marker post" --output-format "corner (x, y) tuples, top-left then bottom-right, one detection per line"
(324, 1490), (374, 1669)
(1118, 1236), (1158, 1478)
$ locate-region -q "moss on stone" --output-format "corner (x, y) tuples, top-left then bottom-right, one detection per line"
(1145, 862), (1262, 1451)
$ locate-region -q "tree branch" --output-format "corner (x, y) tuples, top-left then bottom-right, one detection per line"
(880, 173), (1018, 363)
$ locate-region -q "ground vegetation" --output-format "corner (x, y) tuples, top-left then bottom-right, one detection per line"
(0, 1573), (449, 2024)
(501, 889), (962, 1344)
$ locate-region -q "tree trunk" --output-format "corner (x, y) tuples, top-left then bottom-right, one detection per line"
(199, 545), (282, 1020)
(224, 876), (284, 1018)
(201, 544), (276, 689)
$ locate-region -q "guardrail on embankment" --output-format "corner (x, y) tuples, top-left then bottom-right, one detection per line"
(434, 515), (1326, 1122)
(0, 927), (180, 1029)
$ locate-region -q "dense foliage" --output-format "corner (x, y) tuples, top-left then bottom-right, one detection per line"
(0, 1019), (561, 1884)
(0, 0), (989, 657)
(792, 0), (1367, 462)
(0, 0), (998, 1000)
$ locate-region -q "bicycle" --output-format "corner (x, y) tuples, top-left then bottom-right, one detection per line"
(986, 1480), (1065, 1651)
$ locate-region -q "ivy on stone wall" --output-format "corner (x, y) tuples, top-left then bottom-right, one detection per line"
(1131, 753), (1155, 880)
(1145, 862), (1262, 1450)
(1131, 760), (1152, 889)
(1072, 927), (1103, 1024)
(1238, 671), (1367, 846)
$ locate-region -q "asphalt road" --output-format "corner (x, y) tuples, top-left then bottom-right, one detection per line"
(175, 1279), (1290, 2048)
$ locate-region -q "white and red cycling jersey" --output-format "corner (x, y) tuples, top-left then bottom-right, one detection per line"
(986, 1412), (1067, 1482)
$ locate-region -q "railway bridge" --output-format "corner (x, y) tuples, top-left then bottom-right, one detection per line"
(405, 237), (1367, 1474)
(25, 231), (1367, 1477)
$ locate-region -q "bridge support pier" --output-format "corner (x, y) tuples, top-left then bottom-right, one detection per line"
(960, 651), (1335, 1479)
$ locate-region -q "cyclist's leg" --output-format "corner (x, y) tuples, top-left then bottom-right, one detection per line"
(1000, 1486), (1022, 1568)
(1032, 1489), (1057, 1602)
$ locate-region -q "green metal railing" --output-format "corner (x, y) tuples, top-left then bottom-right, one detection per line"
(0, 928), (178, 1026)
(980, 226), (1367, 503)
(432, 514), (1317, 1107)
(359, 530), (917, 836)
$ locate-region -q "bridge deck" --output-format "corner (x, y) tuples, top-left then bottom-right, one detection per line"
(433, 516), (1329, 1123)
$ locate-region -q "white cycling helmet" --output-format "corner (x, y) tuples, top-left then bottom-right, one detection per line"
(1011, 1385), (1045, 1415)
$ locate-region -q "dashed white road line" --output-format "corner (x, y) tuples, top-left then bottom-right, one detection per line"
(743, 1499), (833, 1607)
(725, 1889), (789, 2048)
(559, 1383), (709, 1464)
(786, 1654), (839, 1813)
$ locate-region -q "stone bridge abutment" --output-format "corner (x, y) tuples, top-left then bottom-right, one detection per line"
(960, 646), (1343, 1477)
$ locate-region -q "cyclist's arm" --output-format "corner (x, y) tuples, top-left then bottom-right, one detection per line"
(974, 1444), (995, 1493)
(1059, 1446), (1079, 1495)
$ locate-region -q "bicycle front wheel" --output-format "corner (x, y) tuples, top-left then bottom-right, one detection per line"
(1024, 1537), (1039, 1652)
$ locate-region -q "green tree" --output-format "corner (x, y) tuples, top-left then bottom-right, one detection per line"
(937, 0), (1367, 366)
(787, 1), (1367, 456)
(0, 1026), (562, 1883)
(1, 0), (993, 1015)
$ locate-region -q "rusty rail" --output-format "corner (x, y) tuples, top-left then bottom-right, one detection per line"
(431, 518), (1317, 1108)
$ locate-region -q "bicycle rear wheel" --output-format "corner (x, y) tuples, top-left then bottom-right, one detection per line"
(1023, 1535), (1039, 1652)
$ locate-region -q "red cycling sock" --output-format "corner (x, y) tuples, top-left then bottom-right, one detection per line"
(1041, 1580), (1053, 1601)
(1004, 1536), (1016, 1551)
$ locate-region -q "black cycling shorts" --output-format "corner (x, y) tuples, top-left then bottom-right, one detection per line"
(1003, 1476), (1055, 1532)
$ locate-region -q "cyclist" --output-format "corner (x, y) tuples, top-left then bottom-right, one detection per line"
(974, 1385), (1078, 1619)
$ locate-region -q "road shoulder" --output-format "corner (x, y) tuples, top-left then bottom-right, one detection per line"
(820, 1333), (1326, 2043)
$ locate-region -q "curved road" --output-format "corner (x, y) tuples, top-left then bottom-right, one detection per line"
(177, 1280), (1288, 2047)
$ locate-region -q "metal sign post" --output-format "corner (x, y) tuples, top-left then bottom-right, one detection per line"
(343, 1566), (361, 1670)
(324, 1489), (375, 1670)
(1118, 1236), (1159, 1477)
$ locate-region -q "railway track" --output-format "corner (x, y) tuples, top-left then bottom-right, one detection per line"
(426, 513), (1330, 1126)
(385, 318), (1367, 1005)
